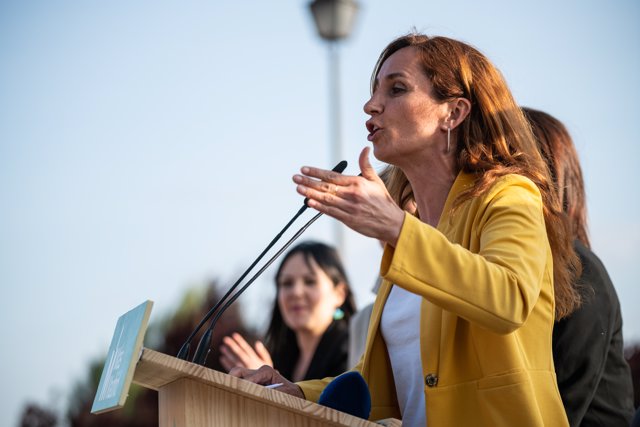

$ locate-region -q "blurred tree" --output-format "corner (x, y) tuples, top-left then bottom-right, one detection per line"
(19, 280), (257, 427)
(19, 403), (57, 427)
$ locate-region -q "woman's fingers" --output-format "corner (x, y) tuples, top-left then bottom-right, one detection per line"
(294, 183), (342, 210)
(228, 366), (305, 399)
(292, 148), (404, 244)
(220, 343), (244, 368)
(298, 165), (350, 185)
(291, 147), (404, 243)
(220, 334), (272, 370)
(228, 366), (256, 380)
(219, 354), (236, 371)
(228, 365), (277, 384)
(222, 335), (249, 360)
(254, 341), (273, 365)
(293, 176), (346, 205)
(293, 162), (360, 203)
(293, 147), (381, 208)
(358, 146), (379, 181)
(231, 333), (255, 356)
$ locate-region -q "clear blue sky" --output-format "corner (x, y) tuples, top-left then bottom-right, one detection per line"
(1, 1), (638, 425)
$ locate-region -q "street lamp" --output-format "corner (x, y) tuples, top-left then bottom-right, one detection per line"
(309, 0), (359, 42)
(308, 0), (359, 253)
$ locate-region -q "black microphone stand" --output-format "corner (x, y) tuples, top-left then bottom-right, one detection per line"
(176, 203), (307, 361)
(176, 160), (347, 362)
(191, 211), (324, 365)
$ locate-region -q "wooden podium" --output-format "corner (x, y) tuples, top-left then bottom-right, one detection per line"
(133, 347), (400, 426)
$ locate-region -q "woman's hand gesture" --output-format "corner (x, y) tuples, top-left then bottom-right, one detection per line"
(219, 332), (273, 372)
(293, 147), (405, 246)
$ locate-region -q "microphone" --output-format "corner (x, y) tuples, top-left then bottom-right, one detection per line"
(192, 210), (324, 365)
(177, 160), (348, 363)
(318, 371), (371, 420)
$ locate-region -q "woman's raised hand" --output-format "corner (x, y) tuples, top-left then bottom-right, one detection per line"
(219, 333), (274, 372)
(293, 147), (405, 247)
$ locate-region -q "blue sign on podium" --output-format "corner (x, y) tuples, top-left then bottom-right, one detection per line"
(91, 300), (153, 414)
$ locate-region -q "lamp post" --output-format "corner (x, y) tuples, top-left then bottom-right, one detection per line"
(308, 0), (359, 254)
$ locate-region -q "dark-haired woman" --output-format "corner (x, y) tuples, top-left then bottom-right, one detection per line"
(220, 241), (356, 382)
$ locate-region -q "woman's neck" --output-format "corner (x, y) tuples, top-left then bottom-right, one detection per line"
(292, 329), (324, 382)
(402, 151), (458, 227)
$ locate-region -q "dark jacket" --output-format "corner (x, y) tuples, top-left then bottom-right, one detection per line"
(273, 320), (349, 382)
(552, 240), (635, 426)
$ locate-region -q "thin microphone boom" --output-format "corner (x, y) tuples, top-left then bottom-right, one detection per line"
(176, 160), (347, 362)
(177, 205), (304, 360)
(192, 211), (324, 365)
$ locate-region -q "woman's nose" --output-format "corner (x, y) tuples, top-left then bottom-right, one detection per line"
(288, 281), (305, 296)
(364, 95), (382, 115)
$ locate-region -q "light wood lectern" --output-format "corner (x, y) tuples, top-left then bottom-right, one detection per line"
(91, 301), (400, 426)
(133, 348), (398, 427)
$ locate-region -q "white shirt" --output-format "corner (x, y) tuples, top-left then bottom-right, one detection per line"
(380, 285), (426, 427)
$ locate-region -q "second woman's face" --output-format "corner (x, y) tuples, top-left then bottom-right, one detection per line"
(364, 46), (449, 165)
(277, 253), (345, 336)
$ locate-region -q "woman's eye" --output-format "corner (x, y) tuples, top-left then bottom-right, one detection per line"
(391, 85), (406, 95)
(304, 278), (317, 287)
(279, 280), (293, 289)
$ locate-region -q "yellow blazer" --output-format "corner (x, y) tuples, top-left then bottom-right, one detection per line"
(298, 173), (569, 427)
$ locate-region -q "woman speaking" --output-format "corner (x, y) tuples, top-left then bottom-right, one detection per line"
(231, 33), (579, 427)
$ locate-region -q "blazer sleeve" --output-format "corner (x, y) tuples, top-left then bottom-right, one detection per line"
(380, 176), (549, 334)
(297, 355), (365, 402)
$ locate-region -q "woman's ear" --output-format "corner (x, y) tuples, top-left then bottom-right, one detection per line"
(444, 97), (471, 130)
(334, 282), (347, 307)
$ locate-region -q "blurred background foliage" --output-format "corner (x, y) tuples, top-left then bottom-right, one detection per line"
(19, 280), (256, 427)
(18, 276), (640, 426)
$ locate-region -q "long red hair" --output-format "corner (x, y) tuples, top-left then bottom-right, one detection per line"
(375, 34), (581, 319)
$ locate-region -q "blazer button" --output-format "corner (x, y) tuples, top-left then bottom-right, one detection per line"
(425, 374), (438, 387)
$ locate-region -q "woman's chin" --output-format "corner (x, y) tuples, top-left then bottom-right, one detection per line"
(372, 143), (394, 164)
(284, 316), (309, 331)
